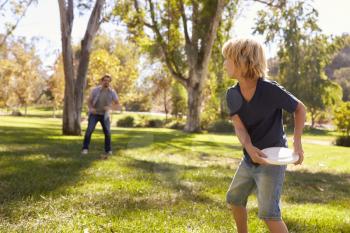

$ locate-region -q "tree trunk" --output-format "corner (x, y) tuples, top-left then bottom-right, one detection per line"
(216, 69), (225, 119)
(310, 110), (316, 128)
(185, 86), (202, 132)
(163, 89), (168, 122)
(74, 0), (104, 133)
(53, 103), (56, 118)
(184, 71), (203, 132)
(58, 0), (104, 135)
(183, 0), (226, 132)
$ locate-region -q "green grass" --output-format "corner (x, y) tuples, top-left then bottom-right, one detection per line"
(0, 115), (349, 232)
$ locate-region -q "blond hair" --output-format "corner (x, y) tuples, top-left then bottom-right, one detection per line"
(222, 38), (267, 79)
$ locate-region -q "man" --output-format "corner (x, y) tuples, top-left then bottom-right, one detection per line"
(81, 75), (120, 159)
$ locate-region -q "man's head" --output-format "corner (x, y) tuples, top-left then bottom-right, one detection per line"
(100, 75), (112, 88)
(222, 38), (267, 80)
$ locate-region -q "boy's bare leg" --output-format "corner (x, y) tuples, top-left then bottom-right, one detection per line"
(229, 205), (248, 233)
(264, 220), (288, 233)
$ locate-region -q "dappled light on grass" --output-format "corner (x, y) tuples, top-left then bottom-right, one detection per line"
(0, 116), (349, 232)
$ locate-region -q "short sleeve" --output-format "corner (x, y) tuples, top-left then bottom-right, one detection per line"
(226, 87), (243, 116)
(111, 90), (119, 101)
(271, 82), (298, 113)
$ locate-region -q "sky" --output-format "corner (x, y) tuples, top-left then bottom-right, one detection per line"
(4, 0), (350, 71)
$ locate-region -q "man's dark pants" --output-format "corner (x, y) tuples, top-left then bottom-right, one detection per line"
(82, 113), (111, 152)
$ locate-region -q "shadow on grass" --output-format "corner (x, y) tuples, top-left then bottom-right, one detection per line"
(284, 170), (350, 207)
(125, 158), (217, 204)
(284, 216), (350, 233)
(248, 207), (350, 232)
(0, 126), (92, 208)
(0, 123), (222, 210)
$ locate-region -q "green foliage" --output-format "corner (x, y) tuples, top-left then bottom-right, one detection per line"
(333, 102), (350, 136)
(115, 0), (240, 132)
(207, 119), (233, 133)
(144, 63), (173, 116)
(165, 119), (185, 130)
(171, 82), (187, 118)
(333, 67), (350, 101)
(254, 1), (344, 127)
(117, 115), (135, 127)
(123, 93), (152, 112)
(335, 136), (350, 147)
(146, 118), (164, 128)
(201, 71), (236, 129)
(88, 35), (140, 106)
(47, 55), (65, 112)
(0, 38), (45, 112)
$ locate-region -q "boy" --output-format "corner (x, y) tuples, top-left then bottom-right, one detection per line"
(222, 38), (306, 233)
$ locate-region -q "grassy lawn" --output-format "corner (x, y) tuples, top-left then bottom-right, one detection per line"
(0, 115), (349, 232)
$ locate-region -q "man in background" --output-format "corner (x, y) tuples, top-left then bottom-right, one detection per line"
(81, 75), (120, 159)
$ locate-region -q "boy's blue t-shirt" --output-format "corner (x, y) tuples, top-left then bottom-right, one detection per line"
(226, 78), (299, 166)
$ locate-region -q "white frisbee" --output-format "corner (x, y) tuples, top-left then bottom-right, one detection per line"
(261, 147), (299, 165)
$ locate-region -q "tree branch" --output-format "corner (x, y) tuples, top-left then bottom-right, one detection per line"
(75, 0), (105, 113)
(147, 0), (188, 86)
(197, 0), (226, 70)
(178, 0), (191, 45)
(0, 0), (9, 11)
(253, 0), (285, 8)
(0, 0), (35, 47)
(133, 0), (154, 29)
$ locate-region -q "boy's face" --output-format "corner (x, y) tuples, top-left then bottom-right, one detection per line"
(224, 58), (238, 78)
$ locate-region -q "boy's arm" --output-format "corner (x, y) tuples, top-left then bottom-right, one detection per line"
(231, 115), (269, 165)
(293, 101), (306, 165)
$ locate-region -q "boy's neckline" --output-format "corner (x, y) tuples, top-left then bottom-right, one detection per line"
(237, 78), (262, 103)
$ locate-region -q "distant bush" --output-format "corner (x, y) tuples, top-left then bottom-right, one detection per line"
(146, 119), (164, 128)
(165, 120), (185, 130)
(116, 116), (134, 127)
(134, 115), (147, 127)
(11, 110), (22, 116)
(207, 119), (233, 133)
(335, 136), (350, 147)
(334, 102), (350, 147)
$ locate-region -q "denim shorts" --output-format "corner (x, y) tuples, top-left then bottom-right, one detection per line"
(226, 160), (286, 220)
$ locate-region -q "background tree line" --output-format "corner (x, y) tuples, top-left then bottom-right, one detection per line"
(1, 0), (350, 143)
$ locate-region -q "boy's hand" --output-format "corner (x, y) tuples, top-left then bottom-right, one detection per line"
(293, 139), (304, 165)
(245, 144), (269, 165)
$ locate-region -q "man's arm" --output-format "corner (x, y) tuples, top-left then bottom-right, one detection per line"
(293, 101), (306, 165)
(111, 99), (121, 111)
(88, 93), (96, 114)
(231, 115), (269, 165)
(104, 99), (121, 112)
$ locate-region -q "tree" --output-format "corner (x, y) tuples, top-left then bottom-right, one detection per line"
(333, 67), (350, 101)
(334, 102), (350, 137)
(48, 55), (65, 117)
(254, 0), (343, 127)
(0, 38), (45, 115)
(87, 34), (140, 110)
(171, 81), (187, 119)
(148, 66), (173, 120)
(300, 35), (343, 126)
(0, 0), (37, 47)
(58, 0), (106, 135)
(116, 0), (238, 132)
(206, 1), (237, 121)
